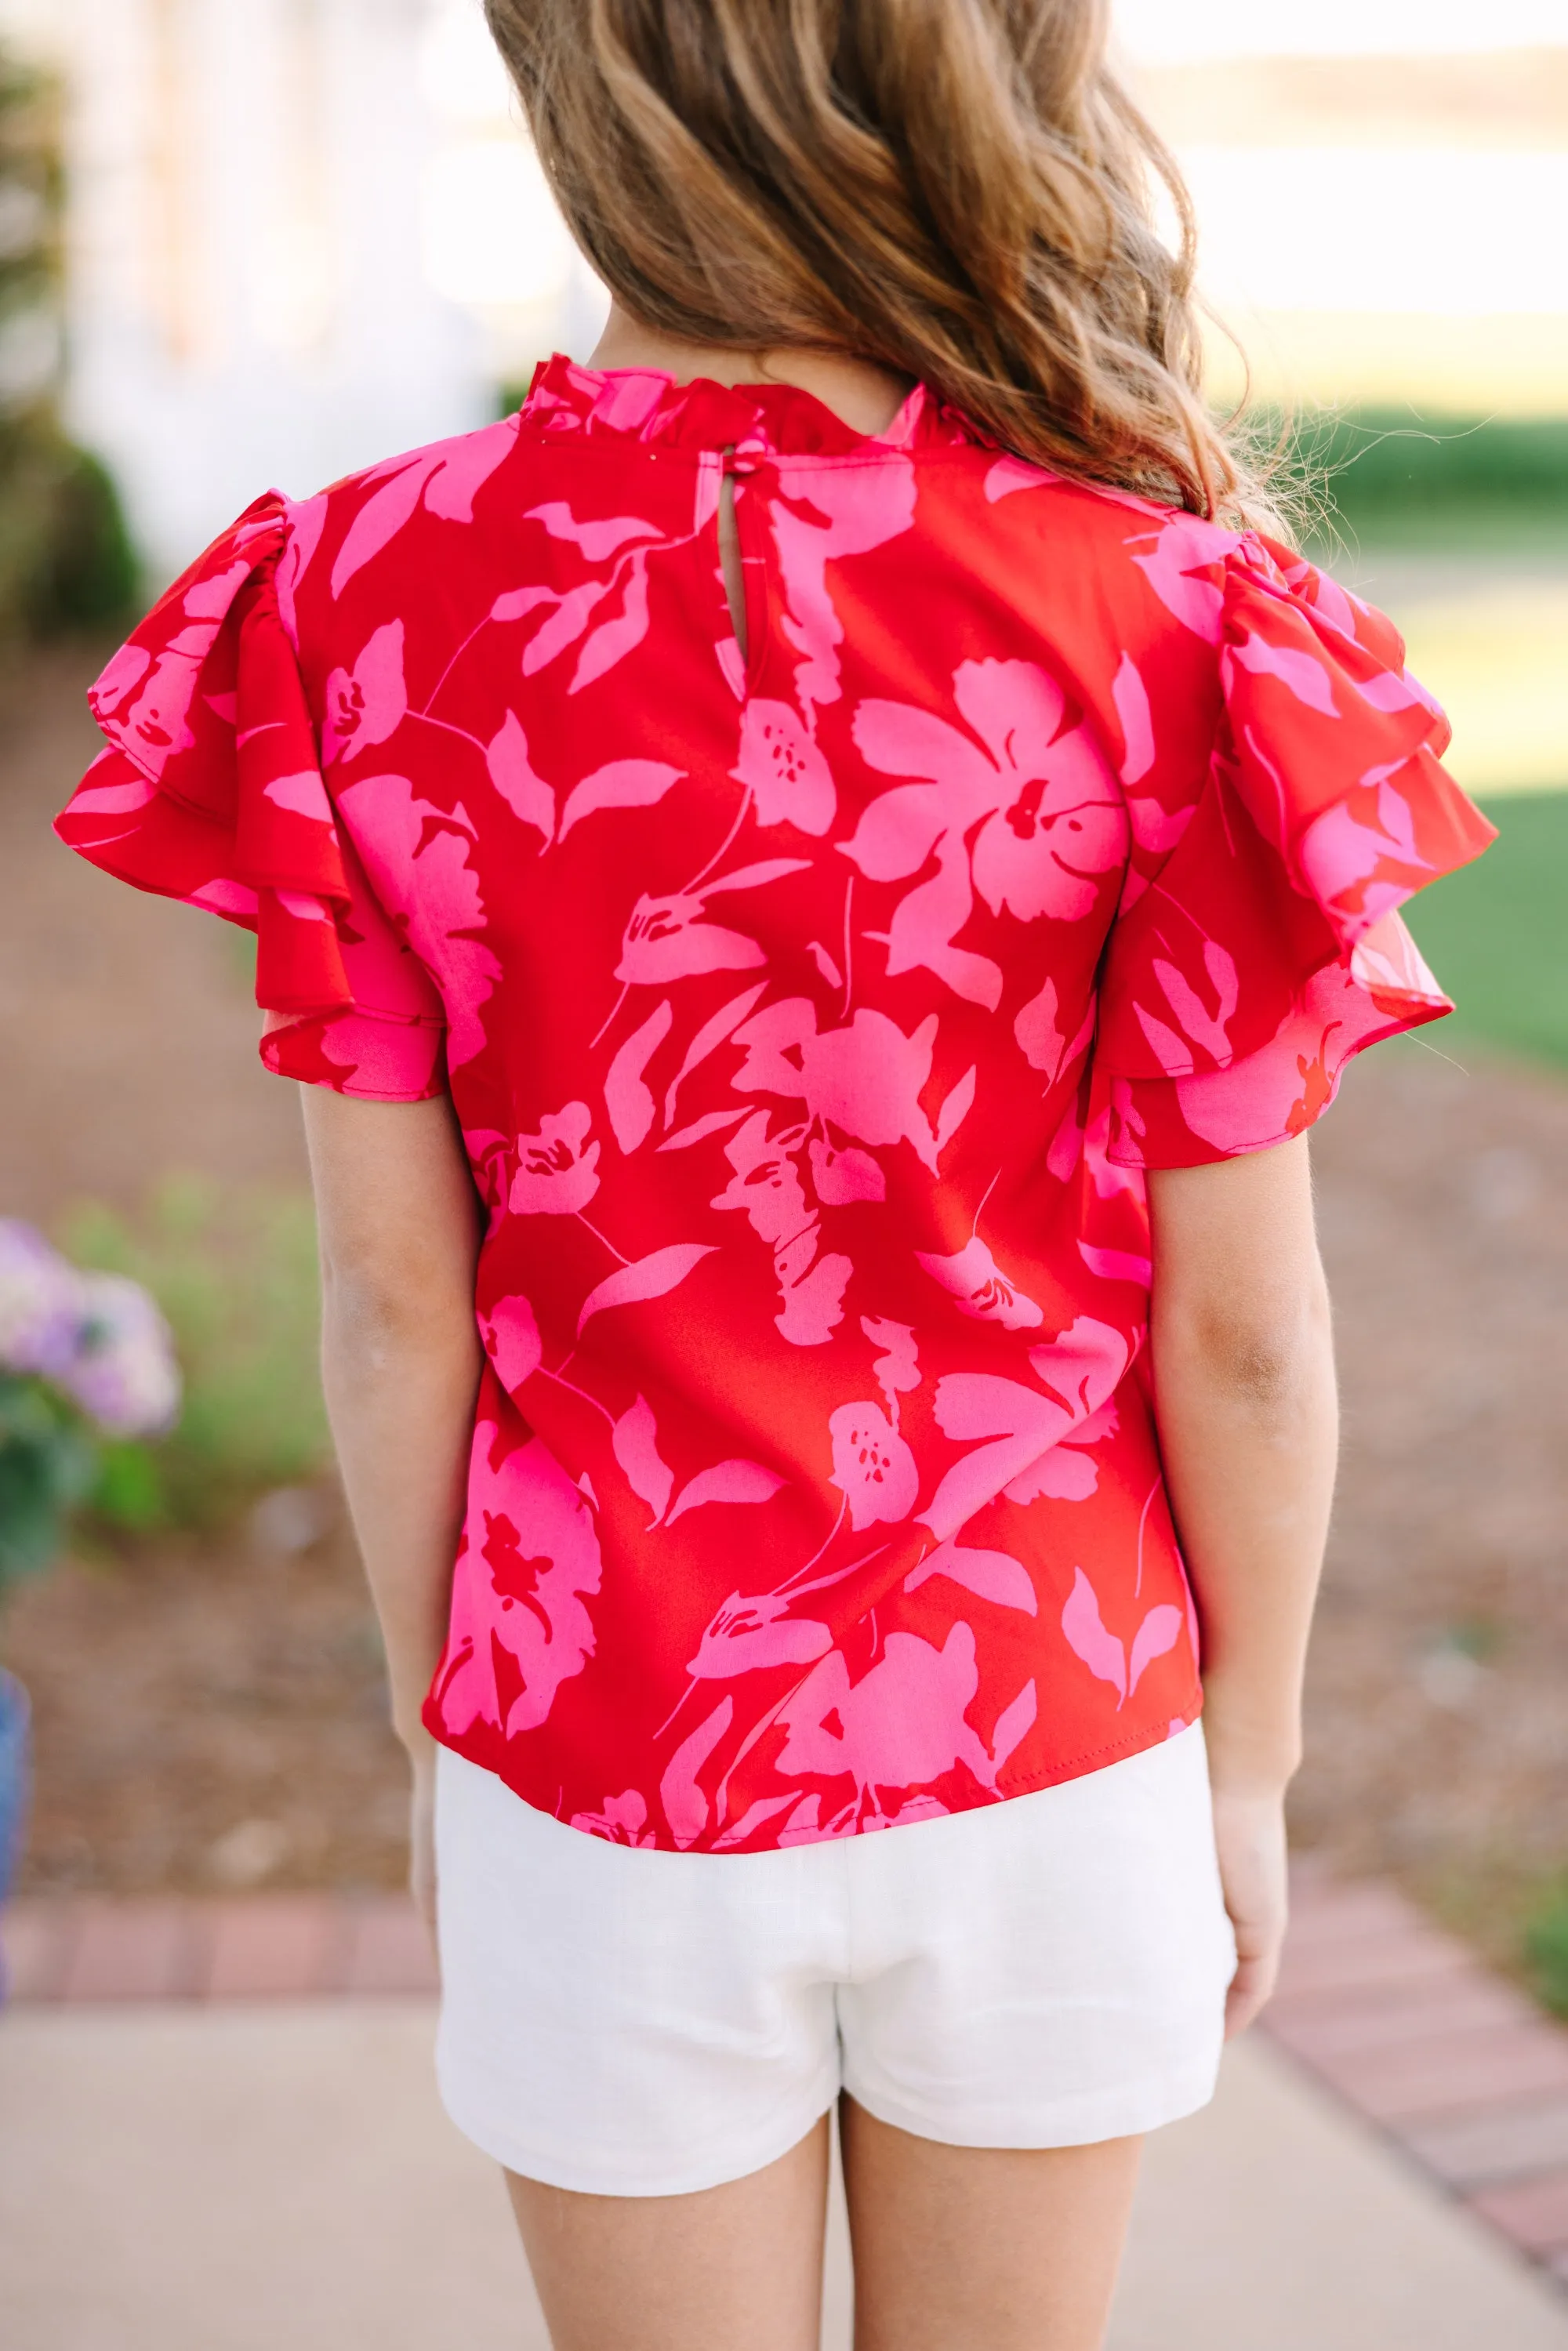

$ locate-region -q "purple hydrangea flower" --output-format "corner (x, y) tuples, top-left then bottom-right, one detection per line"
(0, 1221), (85, 1381)
(61, 1273), (182, 1439)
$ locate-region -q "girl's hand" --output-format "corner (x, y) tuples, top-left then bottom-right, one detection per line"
(1210, 1782), (1290, 2037)
(408, 1740), (438, 1950)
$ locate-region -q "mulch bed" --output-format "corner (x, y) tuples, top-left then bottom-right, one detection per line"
(5, 651), (1567, 1946)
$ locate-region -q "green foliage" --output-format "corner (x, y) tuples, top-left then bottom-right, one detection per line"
(1524, 1886), (1568, 2020)
(59, 1178), (330, 1532)
(1265, 408), (1568, 553)
(1403, 792), (1568, 1070)
(0, 1373), (96, 1589)
(0, 44), (137, 640)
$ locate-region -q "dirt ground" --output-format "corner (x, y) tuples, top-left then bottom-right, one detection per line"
(4, 649), (1566, 1939)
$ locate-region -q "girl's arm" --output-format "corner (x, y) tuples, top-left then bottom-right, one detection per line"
(300, 1089), (485, 1928)
(1146, 1135), (1338, 2035)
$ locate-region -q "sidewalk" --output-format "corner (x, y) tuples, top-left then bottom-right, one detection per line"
(5, 1873), (1568, 2349)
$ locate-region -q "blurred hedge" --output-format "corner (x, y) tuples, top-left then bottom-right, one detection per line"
(0, 407), (137, 640)
(1276, 408), (1568, 545)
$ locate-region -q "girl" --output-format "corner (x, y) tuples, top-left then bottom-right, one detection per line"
(57, 4), (1494, 2345)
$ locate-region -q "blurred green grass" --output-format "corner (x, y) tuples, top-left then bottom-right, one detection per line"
(1403, 793), (1568, 1069)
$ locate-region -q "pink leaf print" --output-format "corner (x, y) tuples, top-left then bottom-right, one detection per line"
(522, 582), (608, 675)
(1014, 976), (1095, 1083)
(828, 1400), (920, 1529)
(477, 1292), (543, 1390)
(576, 1243), (717, 1337)
(1061, 1566), (1127, 1702)
(705, 858), (815, 898)
(732, 1001), (944, 1172)
(421, 418), (517, 522)
(923, 1372), (1067, 1540)
(605, 999), (673, 1152)
(331, 455), (442, 597)
(1128, 1604), (1185, 1696)
(1229, 628), (1340, 717)
(732, 698), (837, 835)
(557, 758), (684, 842)
(660, 1696), (733, 1848)
(321, 621), (407, 764)
(262, 770), (332, 822)
(935, 1065), (976, 1155)
(612, 1395), (674, 1528)
(616, 892), (766, 986)
(1112, 651), (1156, 783)
(1027, 1316), (1131, 1419)
(572, 555), (652, 690)
(1078, 1243), (1152, 1287)
(659, 1106), (752, 1152)
(1127, 513), (1235, 643)
(510, 1102), (601, 1215)
(485, 711), (555, 841)
(1298, 782), (1430, 929)
(687, 1590), (833, 1678)
(524, 501), (662, 561)
(661, 982), (768, 1124)
(334, 778), (500, 1072)
(990, 1678), (1038, 1771)
(666, 1458), (787, 1526)
(915, 1237), (1044, 1331)
(906, 1538), (1037, 1615)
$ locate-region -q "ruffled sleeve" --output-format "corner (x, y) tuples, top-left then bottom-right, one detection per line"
(54, 493), (446, 1102)
(1097, 531), (1497, 1168)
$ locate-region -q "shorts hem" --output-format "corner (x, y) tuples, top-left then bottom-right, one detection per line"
(435, 2063), (842, 2199)
(840, 2049), (1223, 2150)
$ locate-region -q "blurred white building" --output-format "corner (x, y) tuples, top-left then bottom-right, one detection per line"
(2, 0), (602, 579)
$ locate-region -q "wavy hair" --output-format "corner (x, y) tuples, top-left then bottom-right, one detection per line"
(485, 0), (1277, 524)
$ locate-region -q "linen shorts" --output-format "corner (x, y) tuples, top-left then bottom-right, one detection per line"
(434, 1723), (1236, 2197)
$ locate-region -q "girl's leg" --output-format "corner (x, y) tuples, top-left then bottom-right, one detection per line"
(504, 2110), (831, 2351)
(840, 2097), (1142, 2351)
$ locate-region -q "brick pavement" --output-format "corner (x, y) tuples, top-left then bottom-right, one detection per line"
(6, 1866), (1568, 2290)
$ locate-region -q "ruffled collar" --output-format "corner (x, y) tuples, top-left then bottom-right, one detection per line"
(518, 351), (987, 458)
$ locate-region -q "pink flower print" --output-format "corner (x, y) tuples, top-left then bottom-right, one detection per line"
(1298, 778), (1432, 938)
(510, 1102), (601, 1214)
(477, 1291), (543, 1390)
(732, 699), (836, 835)
(844, 658), (1124, 1007)
(434, 1428), (603, 1739)
(774, 1231), (852, 1347)
(570, 1788), (657, 1846)
(709, 1115), (850, 1346)
(773, 1623), (1005, 1805)
(732, 999), (945, 1174)
(321, 621), (407, 764)
(829, 1400), (920, 1530)
(710, 1112), (812, 1249)
(336, 778), (501, 1070)
(915, 1237), (1044, 1331)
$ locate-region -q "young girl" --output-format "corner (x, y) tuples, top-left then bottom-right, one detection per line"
(57, 4), (1494, 2345)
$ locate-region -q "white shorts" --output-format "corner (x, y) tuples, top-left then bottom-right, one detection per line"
(434, 1724), (1236, 2197)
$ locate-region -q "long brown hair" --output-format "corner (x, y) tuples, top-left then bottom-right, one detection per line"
(485, 0), (1274, 524)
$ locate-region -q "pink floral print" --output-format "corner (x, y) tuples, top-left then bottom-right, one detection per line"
(58, 354), (1494, 1852)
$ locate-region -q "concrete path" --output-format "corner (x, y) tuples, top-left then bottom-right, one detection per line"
(5, 1997), (1568, 2351)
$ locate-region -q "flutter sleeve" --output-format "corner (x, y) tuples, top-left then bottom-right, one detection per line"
(54, 492), (446, 1101)
(1096, 531), (1497, 1168)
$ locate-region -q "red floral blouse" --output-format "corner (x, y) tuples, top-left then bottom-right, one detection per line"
(58, 357), (1494, 1853)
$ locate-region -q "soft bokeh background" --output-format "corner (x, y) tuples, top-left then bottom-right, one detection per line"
(1, 0), (1566, 1998)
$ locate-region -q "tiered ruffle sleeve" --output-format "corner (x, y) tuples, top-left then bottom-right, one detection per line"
(55, 495), (447, 1101)
(1098, 532), (1496, 1167)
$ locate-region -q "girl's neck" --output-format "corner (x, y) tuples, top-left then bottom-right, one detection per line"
(586, 303), (914, 438)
